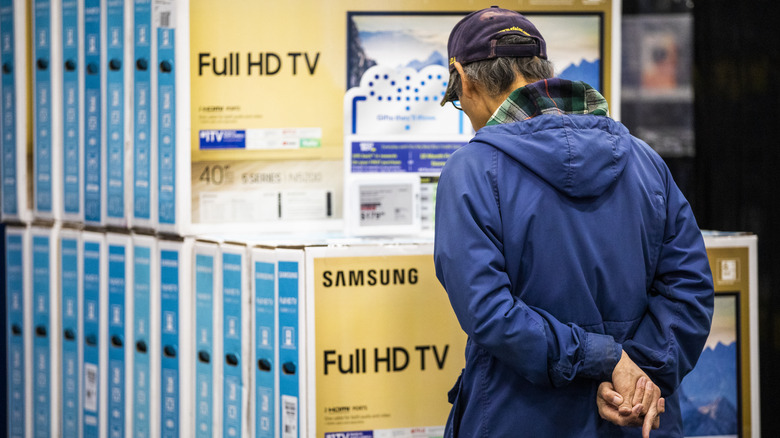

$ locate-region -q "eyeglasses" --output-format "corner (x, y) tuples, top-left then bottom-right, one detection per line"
(449, 100), (462, 111)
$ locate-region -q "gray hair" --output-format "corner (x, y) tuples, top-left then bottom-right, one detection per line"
(441, 35), (554, 105)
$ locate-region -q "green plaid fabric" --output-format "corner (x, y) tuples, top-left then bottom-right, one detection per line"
(486, 78), (610, 126)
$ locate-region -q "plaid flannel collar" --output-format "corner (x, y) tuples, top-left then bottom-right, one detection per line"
(486, 78), (609, 126)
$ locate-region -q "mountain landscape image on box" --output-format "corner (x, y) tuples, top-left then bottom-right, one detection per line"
(347, 13), (602, 92)
(679, 294), (740, 437)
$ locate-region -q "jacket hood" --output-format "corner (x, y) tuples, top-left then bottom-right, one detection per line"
(472, 114), (630, 198)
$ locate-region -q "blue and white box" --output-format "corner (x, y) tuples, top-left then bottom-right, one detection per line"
(33, 0), (63, 220)
(155, 9), (175, 233)
(81, 230), (108, 438)
(4, 225), (31, 438)
(1, 0), (32, 222)
(132, 0), (156, 229)
(83, 0), (106, 225)
(106, 232), (134, 438)
(252, 246), (278, 438)
(60, 226), (82, 437)
(275, 247), (307, 438)
(156, 0), (190, 236)
(131, 232), (158, 438)
(193, 239), (219, 438)
(105, 0), (133, 227)
(30, 224), (61, 437)
(220, 242), (250, 438)
(158, 237), (193, 437)
(60, 0), (83, 222)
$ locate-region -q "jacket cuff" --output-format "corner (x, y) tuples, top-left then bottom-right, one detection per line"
(581, 332), (621, 381)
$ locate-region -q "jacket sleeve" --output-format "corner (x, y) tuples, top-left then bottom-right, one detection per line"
(434, 146), (622, 388)
(621, 168), (714, 395)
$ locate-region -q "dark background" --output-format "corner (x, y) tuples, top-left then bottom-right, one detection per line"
(625, 0), (779, 435)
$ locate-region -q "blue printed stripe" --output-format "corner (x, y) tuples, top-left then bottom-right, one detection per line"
(62, 0), (80, 215)
(60, 236), (80, 437)
(106, 0), (126, 220)
(1, 0), (19, 216)
(83, 0), (102, 223)
(34, 0), (53, 213)
(157, 28), (176, 225)
(194, 253), (214, 438)
(133, 0), (152, 221)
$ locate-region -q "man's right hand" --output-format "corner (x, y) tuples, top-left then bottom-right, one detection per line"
(597, 380), (664, 435)
(597, 351), (665, 438)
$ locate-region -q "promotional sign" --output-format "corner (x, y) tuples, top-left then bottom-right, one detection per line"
(190, 0), (615, 161)
(190, 159), (341, 231)
(306, 244), (466, 438)
(189, 0), (617, 230)
(343, 65), (467, 139)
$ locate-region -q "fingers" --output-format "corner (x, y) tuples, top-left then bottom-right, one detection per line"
(600, 406), (643, 427)
(641, 386), (663, 438)
(597, 381), (644, 428)
(598, 401), (637, 426)
(631, 377), (645, 406)
(631, 377), (647, 416)
(598, 382), (666, 433)
(598, 381), (623, 407)
(642, 402), (657, 438)
(618, 385), (635, 417)
(653, 398), (665, 429)
(638, 378), (656, 416)
(606, 351), (668, 433)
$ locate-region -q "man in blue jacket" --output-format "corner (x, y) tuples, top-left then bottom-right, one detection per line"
(434, 7), (714, 437)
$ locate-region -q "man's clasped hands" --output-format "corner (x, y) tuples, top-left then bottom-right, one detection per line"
(597, 351), (665, 438)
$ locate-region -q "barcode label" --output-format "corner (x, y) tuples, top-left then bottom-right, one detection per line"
(84, 363), (99, 411)
(153, 0), (175, 29)
(282, 395), (298, 438)
(159, 11), (170, 28)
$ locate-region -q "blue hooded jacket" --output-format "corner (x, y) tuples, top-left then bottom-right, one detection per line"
(434, 111), (714, 437)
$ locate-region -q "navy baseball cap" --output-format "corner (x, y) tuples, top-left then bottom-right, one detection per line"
(446, 6), (547, 73)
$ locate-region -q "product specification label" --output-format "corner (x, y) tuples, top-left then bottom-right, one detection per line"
(350, 141), (463, 173)
(199, 127), (322, 150)
(359, 184), (413, 227)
